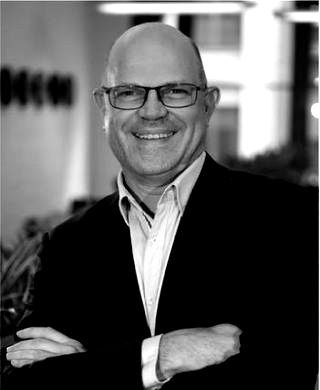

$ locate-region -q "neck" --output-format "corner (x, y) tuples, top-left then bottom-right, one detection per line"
(122, 173), (173, 214)
(121, 151), (205, 213)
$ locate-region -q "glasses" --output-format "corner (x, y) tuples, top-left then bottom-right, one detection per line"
(93, 83), (206, 110)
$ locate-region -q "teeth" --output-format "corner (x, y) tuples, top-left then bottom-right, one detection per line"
(135, 132), (174, 140)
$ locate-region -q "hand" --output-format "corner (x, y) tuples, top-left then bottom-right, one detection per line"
(157, 324), (241, 380)
(6, 327), (86, 368)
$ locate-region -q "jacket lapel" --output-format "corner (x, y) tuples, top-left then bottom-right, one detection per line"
(155, 155), (245, 334)
(87, 194), (151, 342)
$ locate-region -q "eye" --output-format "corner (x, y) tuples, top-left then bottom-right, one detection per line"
(116, 88), (136, 98)
(164, 85), (193, 99)
(171, 88), (189, 95)
(112, 85), (145, 102)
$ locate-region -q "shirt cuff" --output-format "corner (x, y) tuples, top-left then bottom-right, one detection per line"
(142, 335), (171, 389)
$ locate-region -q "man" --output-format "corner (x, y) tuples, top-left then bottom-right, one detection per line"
(4, 23), (318, 389)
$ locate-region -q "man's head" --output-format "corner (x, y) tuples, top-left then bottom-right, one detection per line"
(97, 22), (220, 186)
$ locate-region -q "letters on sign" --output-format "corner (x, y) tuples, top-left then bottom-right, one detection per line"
(0, 67), (75, 107)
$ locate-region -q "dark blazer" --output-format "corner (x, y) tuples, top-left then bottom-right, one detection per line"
(3, 154), (318, 389)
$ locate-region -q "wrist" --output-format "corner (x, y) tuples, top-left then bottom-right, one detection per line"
(156, 353), (167, 382)
(157, 333), (181, 381)
(142, 335), (167, 388)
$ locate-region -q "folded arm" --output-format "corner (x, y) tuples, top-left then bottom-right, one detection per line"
(5, 323), (241, 389)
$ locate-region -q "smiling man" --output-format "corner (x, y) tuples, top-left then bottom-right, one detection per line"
(100, 23), (220, 211)
(4, 23), (318, 390)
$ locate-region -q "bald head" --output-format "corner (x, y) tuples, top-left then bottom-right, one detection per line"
(104, 22), (207, 87)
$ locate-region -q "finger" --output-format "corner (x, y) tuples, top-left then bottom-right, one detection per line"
(16, 327), (77, 344)
(7, 349), (57, 363)
(64, 338), (86, 351)
(10, 359), (34, 368)
(7, 339), (77, 355)
(16, 327), (85, 352)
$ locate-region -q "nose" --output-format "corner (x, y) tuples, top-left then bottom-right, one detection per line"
(138, 89), (167, 120)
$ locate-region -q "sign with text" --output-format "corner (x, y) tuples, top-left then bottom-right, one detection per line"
(1, 67), (75, 107)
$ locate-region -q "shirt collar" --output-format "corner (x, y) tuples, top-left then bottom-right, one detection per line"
(117, 152), (206, 225)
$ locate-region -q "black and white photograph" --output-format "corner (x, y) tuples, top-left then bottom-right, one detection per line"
(1, 1), (318, 389)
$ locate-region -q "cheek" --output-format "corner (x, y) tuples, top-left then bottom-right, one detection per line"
(104, 112), (126, 141)
(185, 107), (208, 134)
(108, 119), (125, 151)
(185, 111), (209, 150)
(105, 114), (134, 162)
(104, 115), (122, 150)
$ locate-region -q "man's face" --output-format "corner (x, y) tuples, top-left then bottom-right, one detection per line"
(104, 31), (213, 184)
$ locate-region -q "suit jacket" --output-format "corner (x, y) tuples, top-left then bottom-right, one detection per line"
(3, 154), (318, 389)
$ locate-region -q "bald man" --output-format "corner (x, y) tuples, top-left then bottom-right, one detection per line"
(4, 23), (318, 390)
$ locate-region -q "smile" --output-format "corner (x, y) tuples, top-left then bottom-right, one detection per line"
(134, 132), (175, 140)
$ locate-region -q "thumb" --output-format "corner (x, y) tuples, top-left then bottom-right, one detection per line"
(16, 327), (72, 344)
(212, 324), (241, 336)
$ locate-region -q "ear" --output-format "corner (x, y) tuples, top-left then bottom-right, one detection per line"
(204, 86), (220, 117)
(93, 87), (109, 122)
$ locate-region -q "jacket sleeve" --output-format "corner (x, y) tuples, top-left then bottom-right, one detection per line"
(2, 211), (147, 390)
(3, 343), (144, 389)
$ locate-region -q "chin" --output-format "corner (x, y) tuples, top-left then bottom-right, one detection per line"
(135, 157), (184, 179)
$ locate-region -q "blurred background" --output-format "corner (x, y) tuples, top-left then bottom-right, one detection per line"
(1, 0), (318, 244)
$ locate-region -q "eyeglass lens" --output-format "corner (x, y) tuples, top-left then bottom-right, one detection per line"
(110, 84), (198, 109)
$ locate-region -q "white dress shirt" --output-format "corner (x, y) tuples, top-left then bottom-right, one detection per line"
(117, 152), (205, 389)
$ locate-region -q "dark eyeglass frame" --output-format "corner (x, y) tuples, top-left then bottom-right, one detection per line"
(93, 83), (207, 110)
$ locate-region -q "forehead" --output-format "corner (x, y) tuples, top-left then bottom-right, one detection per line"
(107, 32), (200, 86)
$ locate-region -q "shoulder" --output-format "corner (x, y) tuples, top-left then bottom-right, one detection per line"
(200, 153), (318, 222)
(48, 191), (120, 240)
(37, 192), (121, 269)
(203, 152), (317, 199)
